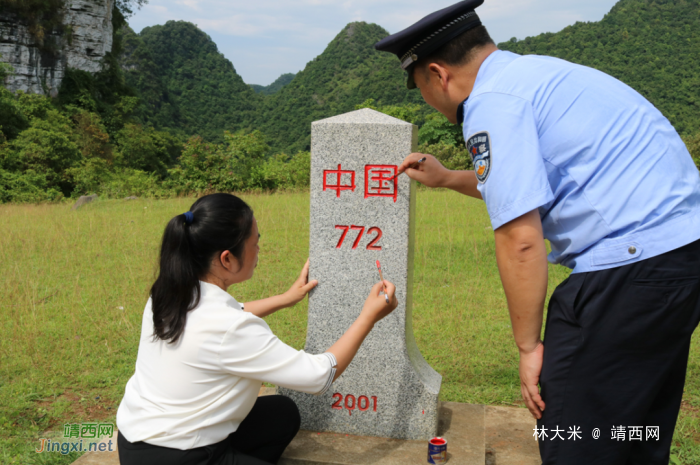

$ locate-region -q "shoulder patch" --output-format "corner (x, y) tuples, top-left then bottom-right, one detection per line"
(467, 131), (492, 183)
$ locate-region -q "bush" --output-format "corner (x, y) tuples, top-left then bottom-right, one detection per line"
(7, 117), (82, 195)
(250, 151), (311, 190)
(71, 110), (112, 161)
(418, 112), (464, 147)
(0, 168), (63, 203)
(113, 123), (181, 177)
(15, 90), (53, 120)
(355, 99), (423, 125)
(100, 168), (167, 198)
(684, 132), (700, 170)
(355, 100), (466, 149)
(418, 142), (473, 171)
(166, 130), (269, 194)
(65, 157), (112, 196)
(0, 88), (29, 140)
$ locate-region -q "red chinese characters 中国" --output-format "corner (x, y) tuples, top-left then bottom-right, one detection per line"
(323, 164), (356, 198)
(365, 165), (398, 202)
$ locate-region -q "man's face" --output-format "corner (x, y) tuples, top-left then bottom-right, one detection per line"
(413, 64), (456, 123)
(413, 66), (436, 107)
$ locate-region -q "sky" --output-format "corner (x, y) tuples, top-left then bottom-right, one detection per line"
(127, 0), (620, 86)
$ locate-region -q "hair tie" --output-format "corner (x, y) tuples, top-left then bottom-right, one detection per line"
(183, 211), (194, 225)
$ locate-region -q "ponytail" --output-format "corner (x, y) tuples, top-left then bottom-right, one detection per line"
(150, 193), (254, 344)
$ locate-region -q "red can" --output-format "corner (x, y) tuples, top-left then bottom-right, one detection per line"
(428, 437), (447, 464)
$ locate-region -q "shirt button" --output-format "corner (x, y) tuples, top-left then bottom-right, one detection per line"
(628, 246), (637, 254)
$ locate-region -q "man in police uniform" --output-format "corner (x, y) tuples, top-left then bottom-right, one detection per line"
(375, 1), (700, 463)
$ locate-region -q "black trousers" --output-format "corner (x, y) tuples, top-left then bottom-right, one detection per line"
(118, 395), (300, 465)
(537, 239), (700, 464)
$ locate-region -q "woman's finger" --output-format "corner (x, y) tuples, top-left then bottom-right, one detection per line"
(299, 259), (310, 280)
(371, 281), (384, 296)
(383, 281), (396, 300)
(383, 280), (395, 294)
(301, 280), (318, 293)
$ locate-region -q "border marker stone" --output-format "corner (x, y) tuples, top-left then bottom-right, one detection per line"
(280, 109), (442, 440)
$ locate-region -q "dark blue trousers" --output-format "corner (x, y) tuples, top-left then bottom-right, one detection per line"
(537, 239), (700, 465)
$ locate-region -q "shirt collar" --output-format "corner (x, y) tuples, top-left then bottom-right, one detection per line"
(199, 281), (243, 311)
(457, 50), (512, 125)
(456, 97), (469, 125)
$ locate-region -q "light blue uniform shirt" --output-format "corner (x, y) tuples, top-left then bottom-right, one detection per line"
(462, 50), (700, 273)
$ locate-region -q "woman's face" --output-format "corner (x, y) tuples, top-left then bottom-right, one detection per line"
(238, 217), (260, 281)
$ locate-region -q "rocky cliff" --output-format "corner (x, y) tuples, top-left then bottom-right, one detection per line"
(0, 0), (113, 97)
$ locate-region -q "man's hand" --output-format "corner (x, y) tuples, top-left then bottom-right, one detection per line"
(520, 341), (546, 419)
(494, 210), (548, 419)
(397, 153), (482, 199)
(397, 153), (451, 188)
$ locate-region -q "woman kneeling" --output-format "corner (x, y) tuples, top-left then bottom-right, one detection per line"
(116, 193), (397, 465)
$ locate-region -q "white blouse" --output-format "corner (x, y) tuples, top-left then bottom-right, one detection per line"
(116, 281), (336, 450)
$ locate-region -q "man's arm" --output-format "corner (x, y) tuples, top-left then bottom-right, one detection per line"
(494, 209), (549, 419)
(397, 153), (482, 199)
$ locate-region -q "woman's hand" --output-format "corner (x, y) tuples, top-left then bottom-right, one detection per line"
(327, 281), (399, 380)
(359, 281), (398, 325)
(283, 259), (319, 307)
(244, 259), (317, 318)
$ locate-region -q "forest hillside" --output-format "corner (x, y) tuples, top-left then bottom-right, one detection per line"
(0, 0), (698, 203)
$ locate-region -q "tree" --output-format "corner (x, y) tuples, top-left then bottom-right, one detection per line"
(167, 130), (269, 194)
(684, 131), (700, 170)
(418, 112), (464, 147)
(113, 123), (180, 177)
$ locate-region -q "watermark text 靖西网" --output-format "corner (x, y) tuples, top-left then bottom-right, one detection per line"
(35, 422), (115, 455)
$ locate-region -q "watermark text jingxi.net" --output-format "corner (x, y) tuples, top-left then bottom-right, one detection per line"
(35, 422), (115, 455)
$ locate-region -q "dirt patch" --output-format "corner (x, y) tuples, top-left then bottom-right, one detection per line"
(681, 400), (700, 416)
(36, 391), (116, 435)
(679, 401), (700, 443)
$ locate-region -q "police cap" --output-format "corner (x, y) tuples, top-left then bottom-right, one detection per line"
(374, 0), (484, 89)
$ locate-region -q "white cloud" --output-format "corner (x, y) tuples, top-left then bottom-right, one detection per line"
(175, 0), (203, 11)
(129, 0), (619, 85)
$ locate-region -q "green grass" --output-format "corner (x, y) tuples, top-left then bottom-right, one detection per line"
(1, 190), (700, 463)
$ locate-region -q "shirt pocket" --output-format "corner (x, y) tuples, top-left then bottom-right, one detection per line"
(632, 276), (699, 288)
(628, 275), (700, 343)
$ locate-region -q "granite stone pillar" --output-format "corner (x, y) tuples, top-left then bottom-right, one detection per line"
(279, 109), (442, 440)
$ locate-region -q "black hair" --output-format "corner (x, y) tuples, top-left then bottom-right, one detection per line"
(150, 193), (255, 344)
(418, 25), (494, 77)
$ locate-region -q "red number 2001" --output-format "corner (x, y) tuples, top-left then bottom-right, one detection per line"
(335, 226), (382, 250)
(332, 393), (377, 416)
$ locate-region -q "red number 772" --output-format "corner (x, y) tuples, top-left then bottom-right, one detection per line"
(335, 225), (382, 250)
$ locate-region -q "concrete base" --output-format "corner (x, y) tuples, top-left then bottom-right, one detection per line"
(70, 435), (119, 465)
(71, 393), (541, 465)
(485, 406), (540, 465)
(280, 403), (540, 465)
(280, 402), (484, 465)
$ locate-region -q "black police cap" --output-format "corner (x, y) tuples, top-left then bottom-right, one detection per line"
(374, 0), (484, 89)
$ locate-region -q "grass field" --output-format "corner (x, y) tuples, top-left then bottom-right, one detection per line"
(1, 190), (700, 464)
